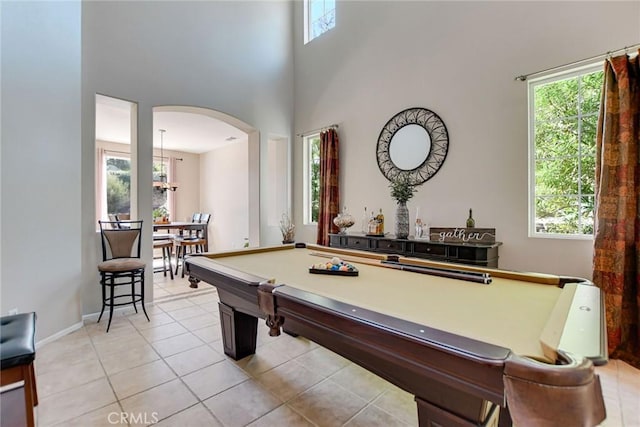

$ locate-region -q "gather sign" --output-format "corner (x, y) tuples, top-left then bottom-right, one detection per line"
(429, 227), (496, 244)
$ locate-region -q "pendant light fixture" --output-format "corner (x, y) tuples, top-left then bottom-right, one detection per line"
(153, 129), (178, 192)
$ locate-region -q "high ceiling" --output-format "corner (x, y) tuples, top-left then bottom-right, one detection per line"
(95, 95), (248, 153)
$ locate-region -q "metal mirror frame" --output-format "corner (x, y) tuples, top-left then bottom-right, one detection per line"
(376, 107), (449, 184)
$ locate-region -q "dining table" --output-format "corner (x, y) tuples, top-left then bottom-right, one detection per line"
(153, 221), (209, 251)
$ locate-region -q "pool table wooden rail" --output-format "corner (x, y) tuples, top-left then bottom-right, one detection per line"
(259, 282), (508, 425)
(185, 244), (607, 427)
(258, 282), (605, 427)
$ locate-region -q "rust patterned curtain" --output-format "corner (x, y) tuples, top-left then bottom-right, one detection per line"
(593, 50), (640, 368)
(316, 128), (340, 246)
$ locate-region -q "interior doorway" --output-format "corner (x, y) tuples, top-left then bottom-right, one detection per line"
(150, 106), (259, 301)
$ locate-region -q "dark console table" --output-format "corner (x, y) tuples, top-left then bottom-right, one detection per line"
(329, 233), (502, 268)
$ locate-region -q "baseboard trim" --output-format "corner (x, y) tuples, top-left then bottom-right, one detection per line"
(81, 303), (155, 322)
(33, 288), (214, 348)
(36, 321), (84, 349)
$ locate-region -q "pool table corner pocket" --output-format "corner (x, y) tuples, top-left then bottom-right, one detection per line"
(503, 353), (606, 427)
(257, 281), (284, 336)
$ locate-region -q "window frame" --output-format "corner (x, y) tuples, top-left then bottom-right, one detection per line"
(527, 62), (603, 240)
(303, 133), (320, 225)
(304, 0), (336, 44)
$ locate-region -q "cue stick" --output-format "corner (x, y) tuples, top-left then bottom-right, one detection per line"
(381, 261), (492, 285)
(309, 252), (491, 284)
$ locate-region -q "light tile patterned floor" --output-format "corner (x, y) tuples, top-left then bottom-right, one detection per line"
(33, 278), (640, 426)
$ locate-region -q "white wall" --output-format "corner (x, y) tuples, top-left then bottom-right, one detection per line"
(200, 142), (250, 250)
(292, 1), (640, 279)
(0, 1), (293, 338)
(169, 150), (200, 223)
(263, 136), (292, 244)
(1, 2), (82, 339)
(81, 1), (294, 316)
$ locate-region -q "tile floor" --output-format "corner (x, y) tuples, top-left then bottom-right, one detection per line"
(33, 276), (640, 427)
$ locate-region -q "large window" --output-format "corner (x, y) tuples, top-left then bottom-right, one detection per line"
(304, 133), (320, 224)
(529, 65), (603, 237)
(304, 0), (335, 44)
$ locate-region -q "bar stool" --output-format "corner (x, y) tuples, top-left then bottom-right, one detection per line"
(0, 312), (38, 427)
(97, 220), (149, 332)
(153, 239), (174, 280)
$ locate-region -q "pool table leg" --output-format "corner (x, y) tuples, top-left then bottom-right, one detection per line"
(498, 406), (512, 427)
(218, 302), (258, 360)
(188, 276), (200, 288)
(416, 396), (506, 427)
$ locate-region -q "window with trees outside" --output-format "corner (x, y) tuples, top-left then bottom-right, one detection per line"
(304, 133), (321, 224)
(529, 65), (603, 237)
(304, 0), (335, 44)
(152, 158), (169, 220)
(105, 155), (131, 216)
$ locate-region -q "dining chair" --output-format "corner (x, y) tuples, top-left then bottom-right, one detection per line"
(97, 220), (149, 332)
(199, 213), (211, 226)
(173, 236), (206, 278)
(153, 239), (174, 280)
(173, 213), (210, 277)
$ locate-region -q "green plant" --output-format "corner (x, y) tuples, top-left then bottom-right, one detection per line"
(153, 206), (168, 219)
(389, 175), (417, 204)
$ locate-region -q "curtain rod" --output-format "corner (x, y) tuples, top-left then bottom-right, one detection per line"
(515, 43), (640, 81)
(296, 124), (339, 137)
(103, 149), (183, 161)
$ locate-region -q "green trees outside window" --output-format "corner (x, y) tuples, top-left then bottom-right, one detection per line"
(152, 159), (168, 217)
(309, 135), (320, 223)
(532, 68), (603, 236)
(106, 156), (169, 219)
(106, 157), (130, 215)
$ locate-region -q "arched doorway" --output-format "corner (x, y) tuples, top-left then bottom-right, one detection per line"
(151, 106), (260, 299)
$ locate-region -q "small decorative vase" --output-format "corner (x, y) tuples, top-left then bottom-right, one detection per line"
(395, 201), (410, 239)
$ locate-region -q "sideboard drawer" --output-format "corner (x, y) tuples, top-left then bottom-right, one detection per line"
(345, 236), (369, 249)
(329, 235), (344, 247)
(374, 239), (405, 253)
(413, 242), (447, 257)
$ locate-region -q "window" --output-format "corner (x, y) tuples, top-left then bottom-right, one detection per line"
(304, 133), (321, 224)
(105, 154), (131, 216)
(529, 65), (603, 237)
(152, 158), (169, 219)
(304, 0), (335, 44)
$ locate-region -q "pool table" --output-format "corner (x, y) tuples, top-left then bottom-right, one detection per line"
(185, 243), (607, 427)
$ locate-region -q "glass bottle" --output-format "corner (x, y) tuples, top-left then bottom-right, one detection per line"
(361, 207), (368, 233)
(377, 208), (384, 235)
(368, 210), (376, 234)
(415, 207), (423, 238)
(466, 209), (475, 228)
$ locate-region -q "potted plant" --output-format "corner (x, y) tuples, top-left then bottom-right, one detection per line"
(389, 174), (417, 239)
(153, 206), (169, 223)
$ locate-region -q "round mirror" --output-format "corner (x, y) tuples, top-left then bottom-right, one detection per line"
(389, 124), (431, 170)
(377, 107), (449, 184)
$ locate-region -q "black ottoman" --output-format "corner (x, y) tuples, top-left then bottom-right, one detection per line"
(0, 312), (38, 427)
